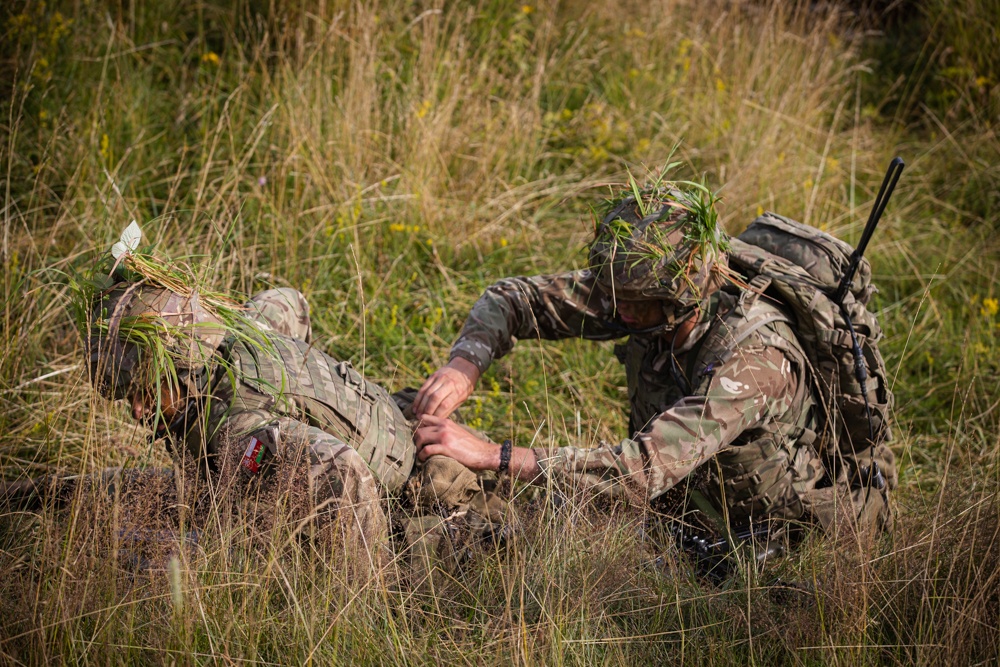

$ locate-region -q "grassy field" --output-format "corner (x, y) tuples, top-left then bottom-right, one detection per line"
(2, 0), (999, 663)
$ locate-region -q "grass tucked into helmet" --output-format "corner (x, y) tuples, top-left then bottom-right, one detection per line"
(69, 228), (279, 403)
(589, 168), (731, 305)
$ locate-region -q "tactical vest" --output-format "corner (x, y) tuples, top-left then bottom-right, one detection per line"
(617, 291), (823, 528)
(218, 335), (415, 492)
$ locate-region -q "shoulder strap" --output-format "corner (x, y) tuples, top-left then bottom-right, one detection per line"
(691, 276), (789, 396)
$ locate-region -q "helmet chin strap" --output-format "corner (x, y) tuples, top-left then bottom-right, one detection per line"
(608, 301), (698, 337)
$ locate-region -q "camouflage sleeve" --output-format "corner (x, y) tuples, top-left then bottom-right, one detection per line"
(532, 339), (801, 502)
(244, 288), (312, 342)
(225, 411), (387, 544)
(450, 269), (623, 374)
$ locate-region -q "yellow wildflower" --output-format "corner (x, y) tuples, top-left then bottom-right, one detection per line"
(99, 133), (110, 161)
(715, 78), (726, 92)
(981, 297), (999, 318)
(201, 51), (220, 65)
(416, 99), (432, 119)
(826, 156), (840, 171)
(389, 223), (421, 234)
(588, 145), (609, 161)
(802, 177), (814, 190)
(975, 76), (989, 88)
(756, 206), (764, 216)
(521, 5), (534, 14)
(500, 238), (508, 247)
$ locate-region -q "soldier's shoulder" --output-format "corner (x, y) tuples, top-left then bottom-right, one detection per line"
(715, 290), (805, 356)
(748, 295), (808, 355)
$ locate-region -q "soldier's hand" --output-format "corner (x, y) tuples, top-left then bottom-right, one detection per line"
(413, 415), (499, 471)
(413, 357), (480, 417)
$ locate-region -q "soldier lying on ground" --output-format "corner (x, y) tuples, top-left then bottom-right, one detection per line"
(412, 180), (897, 562)
(2, 226), (503, 579)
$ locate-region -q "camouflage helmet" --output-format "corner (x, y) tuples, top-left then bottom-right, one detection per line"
(87, 282), (227, 400)
(588, 190), (728, 308)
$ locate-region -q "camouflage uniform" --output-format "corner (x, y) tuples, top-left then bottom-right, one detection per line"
(146, 287), (497, 578)
(174, 287), (404, 542)
(450, 268), (849, 532)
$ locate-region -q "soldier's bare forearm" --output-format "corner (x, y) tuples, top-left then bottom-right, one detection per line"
(414, 415), (542, 481)
(509, 446), (541, 482)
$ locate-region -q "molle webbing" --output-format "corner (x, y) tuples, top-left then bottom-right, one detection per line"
(228, 337), (414, 491)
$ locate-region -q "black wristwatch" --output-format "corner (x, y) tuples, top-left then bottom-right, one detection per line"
(498, 439), (513, 475)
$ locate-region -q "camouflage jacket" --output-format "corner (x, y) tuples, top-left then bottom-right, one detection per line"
(176, 288), (414, 539)
(451, 269), (833, 528)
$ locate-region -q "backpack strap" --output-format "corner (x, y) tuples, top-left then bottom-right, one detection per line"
(692, 276), (789, 397)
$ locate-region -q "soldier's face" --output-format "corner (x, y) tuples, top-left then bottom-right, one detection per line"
(615, 299), (668, 329)
(128, 381), (185, 433)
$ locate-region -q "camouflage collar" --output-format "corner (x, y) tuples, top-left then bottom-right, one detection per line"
(665, 291), (726, 355)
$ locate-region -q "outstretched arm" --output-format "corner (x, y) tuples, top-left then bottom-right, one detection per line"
(223, 411), (388, 552)
(413, 414), (541, 481)
(414, 270), (622, 417)
(414, 341), (803, 503)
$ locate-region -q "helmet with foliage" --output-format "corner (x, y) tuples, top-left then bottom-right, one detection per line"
(87, 283), (228, 400)
(588, 177), (729, 313)
(77, 223), (240, 400)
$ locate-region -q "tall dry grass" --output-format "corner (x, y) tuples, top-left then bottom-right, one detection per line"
(1, 0), (999, 663)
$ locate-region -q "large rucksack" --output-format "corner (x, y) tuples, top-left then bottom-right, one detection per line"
(722, 212), (897, 526)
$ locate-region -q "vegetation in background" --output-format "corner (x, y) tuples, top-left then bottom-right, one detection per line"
(1, 0), (998, 663)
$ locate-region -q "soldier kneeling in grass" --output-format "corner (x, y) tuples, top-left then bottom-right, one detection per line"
(2, 224), (503, 582)
(412, 175), (898, 571)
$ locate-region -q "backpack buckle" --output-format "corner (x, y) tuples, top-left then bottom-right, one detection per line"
(738, 274), (772, 315)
